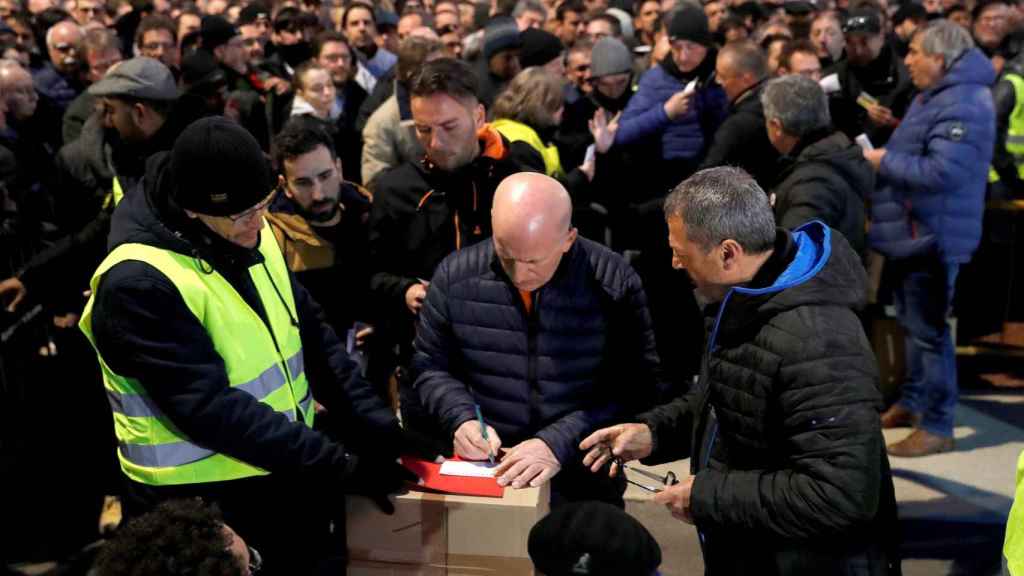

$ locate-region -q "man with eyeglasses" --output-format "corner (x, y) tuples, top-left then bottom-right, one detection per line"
(34, 19), (85, 113)
(79, 116), (422, 575)
(135, 15), (179, 72)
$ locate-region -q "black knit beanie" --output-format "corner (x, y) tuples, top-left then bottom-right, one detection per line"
(170, 117), (272, 217)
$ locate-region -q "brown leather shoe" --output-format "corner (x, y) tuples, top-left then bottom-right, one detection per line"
(880, 404), (921, 429)
(887, 429), (954, 457)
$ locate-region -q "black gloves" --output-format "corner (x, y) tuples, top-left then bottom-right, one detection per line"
(346, 454), (419, 514)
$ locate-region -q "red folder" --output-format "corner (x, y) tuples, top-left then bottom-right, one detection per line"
(401, 456), (505, 498)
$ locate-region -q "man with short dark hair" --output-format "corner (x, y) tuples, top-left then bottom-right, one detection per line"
(777, 38), (822, 79)
(343, 1), (397, 80)
(135, 15), (179, 71)
(267, 117), (378, 378)
(362, 35), (443, 185)
(368, 57), (542, 443)
(556, 0), (585, 47)
(892, 2), (928, 56)
(582, 166), (899, 576)
(700, 40), (779, 188)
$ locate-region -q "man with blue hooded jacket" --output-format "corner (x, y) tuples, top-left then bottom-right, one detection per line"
(581, 167), (899, 575)
(863, 21), (995, 457)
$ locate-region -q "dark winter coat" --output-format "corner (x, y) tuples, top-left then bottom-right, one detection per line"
(638, 222), (899, 576)
(869, 48), (996, 262)
(90, 153), (402, 508)
(699, 80), (780, 188)
(832, 43), (916, 146)
(772, 130), (872, 255)
(412, 236), (664, 464)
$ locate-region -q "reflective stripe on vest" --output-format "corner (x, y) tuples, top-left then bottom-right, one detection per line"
(79, 222), (313, 486)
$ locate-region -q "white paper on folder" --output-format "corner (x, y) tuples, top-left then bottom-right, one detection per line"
(440, 460), (498, 478)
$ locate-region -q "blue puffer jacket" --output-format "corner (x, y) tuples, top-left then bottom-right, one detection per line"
(615, 59), (728, 162)
(868, 48), (995, 262)
(411, 237), (665, 465)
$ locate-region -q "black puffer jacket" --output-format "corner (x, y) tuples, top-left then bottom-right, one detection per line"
(639, 222), (899, 576)
(772, 131), (873, 255)
(412, 237), (665, 464)
(367, 127), (543, 334)
(699, 81), (780, 188)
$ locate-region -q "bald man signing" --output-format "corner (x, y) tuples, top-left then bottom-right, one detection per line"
(411, 173), (664, 505)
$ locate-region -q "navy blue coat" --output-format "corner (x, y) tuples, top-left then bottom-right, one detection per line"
(615, 61), (727, 162)
(411, 237), (664, 464)
(868, 48), (995, 262)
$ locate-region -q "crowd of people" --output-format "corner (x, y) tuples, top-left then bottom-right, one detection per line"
(0, 0), (1018, 571)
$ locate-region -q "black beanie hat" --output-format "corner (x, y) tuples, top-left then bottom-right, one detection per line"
(668, 4), (713, 47)
(171, 117), (272, 217)
(200, 15), (238, 52)
(528, 501), (662, 576)
(520, 28), (564, 68)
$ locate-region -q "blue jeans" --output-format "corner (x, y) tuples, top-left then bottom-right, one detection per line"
(891, 256), (960, 438)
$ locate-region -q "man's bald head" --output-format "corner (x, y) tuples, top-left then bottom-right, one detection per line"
(46, 20), (83, 75)
(492, 172), (576, 292)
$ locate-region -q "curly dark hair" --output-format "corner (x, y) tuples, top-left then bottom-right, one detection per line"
(273, 115), (337, 173)
(93, 499), (244, 576)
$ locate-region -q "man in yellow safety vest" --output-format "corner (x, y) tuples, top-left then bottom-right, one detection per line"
(80, 117), (419, 574)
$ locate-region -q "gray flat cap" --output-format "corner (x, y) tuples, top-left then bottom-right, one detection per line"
(88, 57), (177, 101)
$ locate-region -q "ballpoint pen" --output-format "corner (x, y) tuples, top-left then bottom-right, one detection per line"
(475, 404), (496, 465)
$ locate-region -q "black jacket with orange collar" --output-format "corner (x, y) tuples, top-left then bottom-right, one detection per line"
(367, 126), (543, 333)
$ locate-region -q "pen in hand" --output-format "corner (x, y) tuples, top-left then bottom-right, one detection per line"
(474, 404), (496, 465)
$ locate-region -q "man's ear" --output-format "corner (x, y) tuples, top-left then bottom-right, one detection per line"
(563, 227), (578, 252)
(719, 239), (742, 271)
(278, 174), (293, 199)
(473, 102), (486, 130)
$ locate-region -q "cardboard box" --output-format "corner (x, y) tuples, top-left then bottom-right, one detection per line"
(347, 484), (550, 575)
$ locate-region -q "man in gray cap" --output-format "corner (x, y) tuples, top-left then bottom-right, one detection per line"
(0, 57), (196, 365)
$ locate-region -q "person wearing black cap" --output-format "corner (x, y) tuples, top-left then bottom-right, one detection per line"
(831, 5), (915, 146)
(237, 3), (270, 64)
(475, 15), (523, 107)
(616, 4), (727, 189)
(519, 26), (565, 74)
(528, 501), (662, 576)
(80, 116), (425, 574)
(892, 2), (928, 56)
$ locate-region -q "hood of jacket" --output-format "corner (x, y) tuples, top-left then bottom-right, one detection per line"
(712, 221), (867, 346)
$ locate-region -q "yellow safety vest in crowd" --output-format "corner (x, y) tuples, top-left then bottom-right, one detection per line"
(1006, 450), (1024, 575)
(491, 118), (566, 179)
(79, 223), (313, 486)
(991, 73), (1024, 183)
(102, 177), (125, 210)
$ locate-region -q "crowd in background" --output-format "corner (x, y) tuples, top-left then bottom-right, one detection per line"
(0, 0), (1017, 568)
